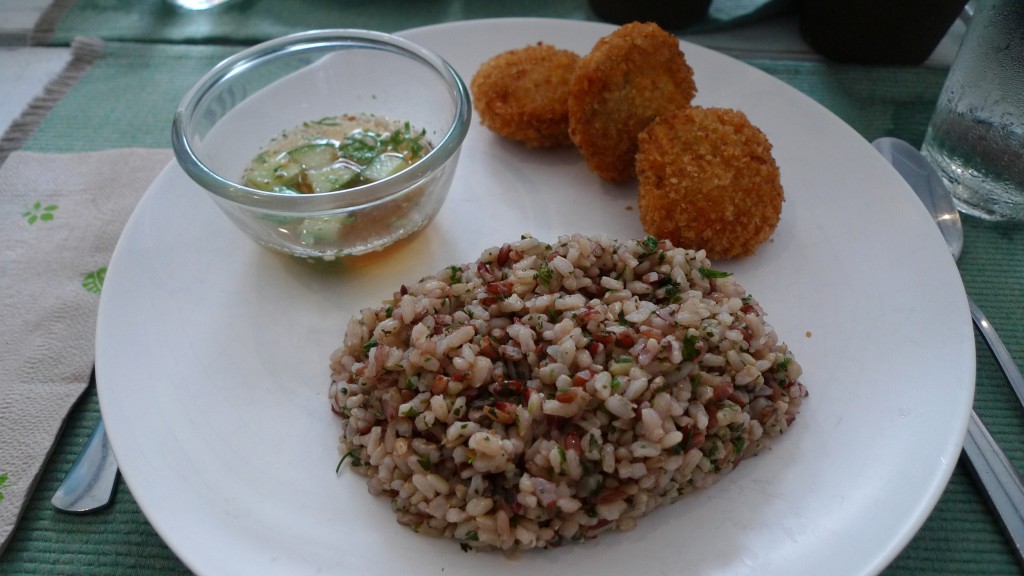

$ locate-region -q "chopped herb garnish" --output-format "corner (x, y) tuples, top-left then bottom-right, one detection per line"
(448, 265), (463, 283)
(637, 235), (660, 259)
(698, 267), (732, 279)
(362, 339), (378, 354)
(734, 437), (747, 454)
(534, 260), (553, 287)
(308, 116), (341, 127)
(682, 333), (701, 361)
(662, 281), (681, 303)
(617, 310), (627, 326)
(336, 448), (362, 473)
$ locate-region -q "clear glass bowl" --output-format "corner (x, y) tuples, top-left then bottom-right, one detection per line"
(172, 29), (471, 260)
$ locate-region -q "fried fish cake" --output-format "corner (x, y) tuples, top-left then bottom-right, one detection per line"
(568, 22), (696, 182)
(471, 43), (582, 148)
(636, 106), (783, 259)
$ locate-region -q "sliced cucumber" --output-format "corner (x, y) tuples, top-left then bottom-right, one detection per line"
(271, 160), (302, 190)
(288, 143), (339, 170)
(361, 153), (410, 182)
(299, 216), (341, 246)
(244, 161), (302, 191)
(302, 162), (360, 193)
(298, 214), (356, 245)
(244, 163), (278, 189)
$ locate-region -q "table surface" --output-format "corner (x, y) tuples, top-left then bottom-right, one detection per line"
(4, 2), (1024, 575)
(0, 0), (968, 132)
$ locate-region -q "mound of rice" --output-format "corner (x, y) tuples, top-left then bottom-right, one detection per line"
(329, 233), (806, 552)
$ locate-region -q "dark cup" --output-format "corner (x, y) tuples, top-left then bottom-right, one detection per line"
(799, 0), (968, 65)
(589, 0), (713, 30)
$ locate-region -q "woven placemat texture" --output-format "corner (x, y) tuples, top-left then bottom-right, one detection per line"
(962, 219), (1024, 468)
(1, 38), (1022, 575)
(32, 0), (596, 45)
(32, 0), (796, 45)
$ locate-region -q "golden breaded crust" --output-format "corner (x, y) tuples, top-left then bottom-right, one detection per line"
(568, 22), (696, 182)
(636, 107), (783, 259)
(471, 43), (582, 148)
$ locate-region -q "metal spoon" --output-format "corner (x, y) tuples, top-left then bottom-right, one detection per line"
(872, 139), (1024, 410)
(873, 136), (1024, 565)
(52, 370), (119, 513)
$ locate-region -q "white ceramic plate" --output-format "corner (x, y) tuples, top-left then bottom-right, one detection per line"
(96, 18), (974, 576)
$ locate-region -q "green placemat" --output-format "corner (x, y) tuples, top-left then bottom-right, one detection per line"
(32, 0), (797, 46)
(962, 218), (1024, 467)
(2, 38), (1023, 575)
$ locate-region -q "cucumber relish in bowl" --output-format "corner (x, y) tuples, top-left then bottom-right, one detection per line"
(244, 114), (432, 195)
(172, 29), (471, 260)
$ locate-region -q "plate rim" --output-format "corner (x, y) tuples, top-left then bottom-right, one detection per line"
(96, 16), (975, 576)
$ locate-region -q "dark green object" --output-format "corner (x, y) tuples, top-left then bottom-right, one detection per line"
(588, 0), (712, 29)
(799, 0), (969, 64)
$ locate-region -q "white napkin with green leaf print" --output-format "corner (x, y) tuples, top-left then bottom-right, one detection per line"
(0, 148), (172, 552)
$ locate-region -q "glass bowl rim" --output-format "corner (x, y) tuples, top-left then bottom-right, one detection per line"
(171, 28), (472, 213)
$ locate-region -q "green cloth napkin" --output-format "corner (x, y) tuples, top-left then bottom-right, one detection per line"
(1, 35), (1023, 575)
(0, 147), (173, 555)
(33, 0), (797, 46)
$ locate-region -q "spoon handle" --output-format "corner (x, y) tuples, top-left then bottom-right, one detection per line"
(963, 410), (1024, 567)
(970, 297), (1024, 409)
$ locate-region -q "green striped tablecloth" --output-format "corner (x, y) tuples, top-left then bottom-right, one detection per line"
(31, 0), (797, 45)
(1, 33), (1023, 576)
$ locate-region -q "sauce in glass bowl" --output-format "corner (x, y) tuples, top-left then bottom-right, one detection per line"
(243, 114), (432, 194)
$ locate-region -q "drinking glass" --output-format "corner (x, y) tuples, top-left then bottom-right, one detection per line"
(168, 0), (234, 10)
(921, 0), (1024, 221)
